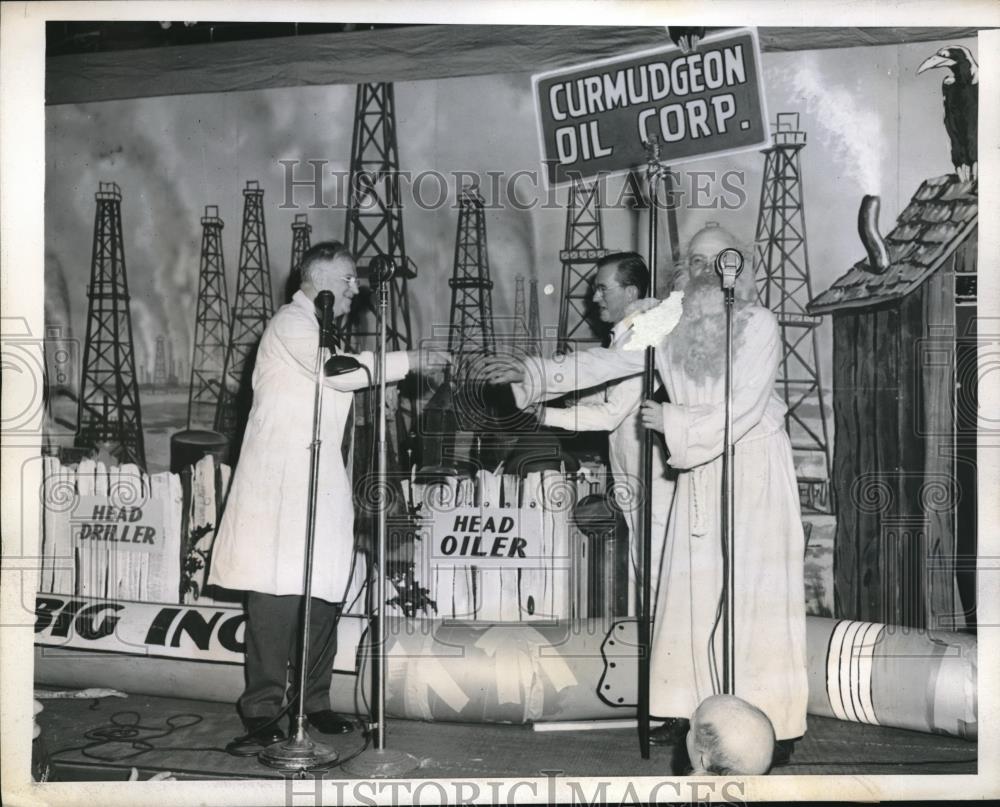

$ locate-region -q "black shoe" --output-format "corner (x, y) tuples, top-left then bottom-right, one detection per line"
(226, 716), (285, 755)
(244, 715), (285, 744)
(649, 718), (690, 746)
(772, 738), (796, 767)
(306, 710), (355, 736)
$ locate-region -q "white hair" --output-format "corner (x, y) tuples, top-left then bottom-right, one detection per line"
(300, 241), (352, 289)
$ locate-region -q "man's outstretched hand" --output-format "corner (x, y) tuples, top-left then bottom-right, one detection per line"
(476, 354), (528, 385)
(407, 347), (452, 370)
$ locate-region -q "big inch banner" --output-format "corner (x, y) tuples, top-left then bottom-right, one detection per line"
(533, 28), (769, 186)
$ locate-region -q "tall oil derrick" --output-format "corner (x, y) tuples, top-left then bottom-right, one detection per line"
(291, 212), (312, 272)
(187, 206), (230, 428)
(513, 275), (530, 353)
(153, 336), (168, 388)
(75, 181), (145, 467)
(449, 188), (497, 364)
(286, 212), (312, 300)
(422, 187), (508, 470)
(752, 112), (833, 513)
(342, 82), (418, 454)
(557, 179), (609, 352)
(527, 278), (542, 356)
(513, 275), (543, 357)
(168, 340), (178, 386)
(514, 275), (528, 342)
(215, 180), (273, 444)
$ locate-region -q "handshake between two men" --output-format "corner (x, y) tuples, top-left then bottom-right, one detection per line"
(477, 351), (668, 437)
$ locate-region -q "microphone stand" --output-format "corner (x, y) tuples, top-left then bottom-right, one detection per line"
(259, 292), (340, 770)
(637, 134), (662, 760)
(716, 248), (743, 697)
(344, 259), (419, 778)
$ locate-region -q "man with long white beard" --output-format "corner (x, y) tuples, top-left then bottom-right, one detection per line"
(481, 223), (807, 762)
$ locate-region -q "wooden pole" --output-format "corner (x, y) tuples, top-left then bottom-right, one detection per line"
(639, 346), (655, 758)
(638, 135), (662, 759)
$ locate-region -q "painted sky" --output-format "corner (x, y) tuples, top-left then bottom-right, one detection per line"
(45, 32), (977, 404)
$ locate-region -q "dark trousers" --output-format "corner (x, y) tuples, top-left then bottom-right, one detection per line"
(239, 592), (342, 720)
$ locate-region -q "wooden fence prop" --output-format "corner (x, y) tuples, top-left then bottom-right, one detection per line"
(405, 466), (602, 622)
(39, 455), (609, 621)
(39, 456), (229, 605)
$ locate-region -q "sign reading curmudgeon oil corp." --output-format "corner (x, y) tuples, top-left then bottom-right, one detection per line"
(533, 28), (769, 186)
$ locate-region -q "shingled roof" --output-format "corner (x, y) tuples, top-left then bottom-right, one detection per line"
(807, 174), (977, 314)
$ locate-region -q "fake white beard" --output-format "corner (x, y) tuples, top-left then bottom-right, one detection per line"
(669, 277), (753, 382)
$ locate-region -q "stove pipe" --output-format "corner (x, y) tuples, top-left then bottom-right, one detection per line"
(858, 195), (891, 274)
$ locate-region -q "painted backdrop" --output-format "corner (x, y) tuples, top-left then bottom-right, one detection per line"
(44, 32), (977, 471)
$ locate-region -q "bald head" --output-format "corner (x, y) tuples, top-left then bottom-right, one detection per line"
(676, 222), (756, 304)
(688, 222), (739, 264)
(685, 695), (776, 775)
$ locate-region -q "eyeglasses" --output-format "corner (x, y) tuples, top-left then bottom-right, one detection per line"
(594, 282), (624, 296)
(342, 276), (359, 287)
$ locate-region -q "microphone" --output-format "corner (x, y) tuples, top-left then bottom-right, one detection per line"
(315, 290), (337, 349)
(714, 248), (744, 291)
(369, 255), (396, 284)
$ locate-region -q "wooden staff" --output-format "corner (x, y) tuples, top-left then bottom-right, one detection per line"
(638, 135), (662, 759)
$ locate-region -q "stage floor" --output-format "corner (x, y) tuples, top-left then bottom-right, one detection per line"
(35, 692), (977, 781)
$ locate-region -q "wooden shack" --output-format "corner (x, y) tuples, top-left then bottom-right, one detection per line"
(807, 174), (977, 631)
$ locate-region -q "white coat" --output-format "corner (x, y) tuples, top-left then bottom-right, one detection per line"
(208, 291), (410, 603)
(509, 306), (808, 739)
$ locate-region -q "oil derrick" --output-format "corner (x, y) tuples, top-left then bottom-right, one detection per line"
(187, 205), (230, 428)
(558, 179), (609, 352)
(153, 336), (168, 388)
(286, 212), (312, 300)
(75, 182), (145, 467)
(449, 188), (497, 363)
(527, 278), (542, 356)
(342, 82), (417, 456)
(753, 112), (833, 513)
(215, 180), (273, 444)
(423, 187), (512, 470)
(168, 340), (178, 386)
(513, 276), (542, 357)
(291, 213), (312, 273)
(513, 275), (529, 348)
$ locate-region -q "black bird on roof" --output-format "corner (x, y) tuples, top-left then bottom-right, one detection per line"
(918, 45), (978, 183)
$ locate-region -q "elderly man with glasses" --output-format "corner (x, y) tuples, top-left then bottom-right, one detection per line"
(210, 241), (446, 748)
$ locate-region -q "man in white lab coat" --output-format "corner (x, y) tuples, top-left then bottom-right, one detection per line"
(513, 252), (673, 616)
(209, 241), (442, 745)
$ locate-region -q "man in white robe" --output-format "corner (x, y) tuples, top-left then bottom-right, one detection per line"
(512, 252), (673, 616)
(209, 241), (444, 746)
(482, 224), (808, 758)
